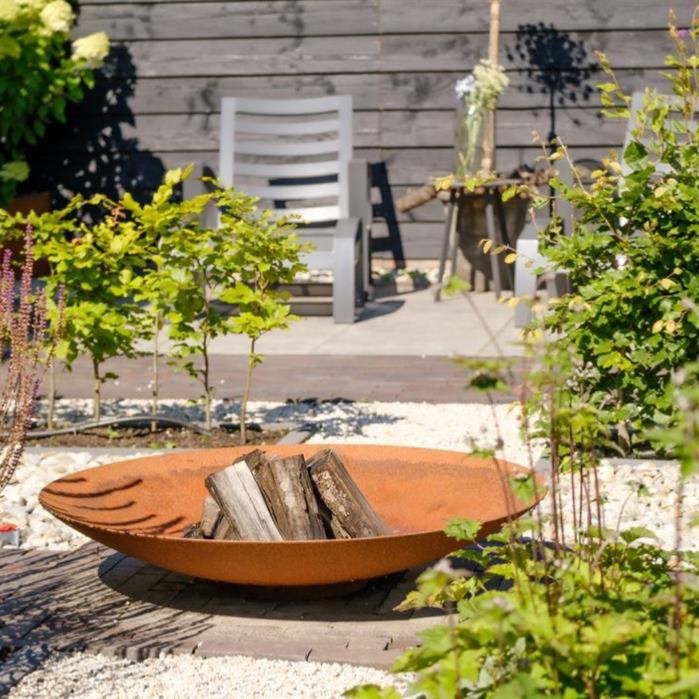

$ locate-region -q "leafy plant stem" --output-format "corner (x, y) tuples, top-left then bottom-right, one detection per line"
(47, 358), (56, 430)
(240, 336), (256, 446)
(151, 311), (160, 433)
(202, 333), (211, 432)
(91, 355), (101, 423)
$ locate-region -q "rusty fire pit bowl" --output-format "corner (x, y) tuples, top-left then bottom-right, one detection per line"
(40, 444), (544, 587)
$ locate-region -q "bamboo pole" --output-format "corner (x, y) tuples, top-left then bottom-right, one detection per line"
(480, 0), (501, 173)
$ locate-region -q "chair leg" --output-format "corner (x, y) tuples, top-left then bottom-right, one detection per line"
(333, 226), (357, 324)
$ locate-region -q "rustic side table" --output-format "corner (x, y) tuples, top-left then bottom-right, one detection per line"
(434, 179), (520, 301)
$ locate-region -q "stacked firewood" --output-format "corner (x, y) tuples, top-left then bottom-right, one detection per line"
(183, 449), (391, 541)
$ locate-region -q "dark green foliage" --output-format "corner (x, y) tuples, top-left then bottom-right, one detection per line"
(0, 1), (109, 204)
(535, 28), (699, 455)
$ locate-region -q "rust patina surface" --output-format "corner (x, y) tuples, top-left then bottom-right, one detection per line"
(40, 444), (543, 586)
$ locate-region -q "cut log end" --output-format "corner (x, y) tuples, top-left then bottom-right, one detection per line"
(205, 459), (282, 542)
(189, 448), (392, 542)
(307, 449), (392, 539)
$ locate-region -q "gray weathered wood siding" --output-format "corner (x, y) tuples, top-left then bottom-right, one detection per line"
(37, 0), (697, 259)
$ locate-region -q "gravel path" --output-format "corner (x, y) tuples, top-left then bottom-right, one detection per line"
(6, 652), (411, 699)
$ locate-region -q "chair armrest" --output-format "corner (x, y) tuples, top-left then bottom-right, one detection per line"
(334, 216), (361, 240)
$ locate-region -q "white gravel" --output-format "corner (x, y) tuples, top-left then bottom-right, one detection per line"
(0, 398), (534, 551)
(1, 398), (697, 552)
(536, 460), (698, 551)
(2, 398), (698, 698)
(7, 652), (410, 699)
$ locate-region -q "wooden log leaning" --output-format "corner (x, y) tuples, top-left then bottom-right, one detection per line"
(197, 495), (236, 540)
(251, 454), (326, 540)
(395, 184), (437, 213)
(205, 460), (282, 541)
(199, 496), (222, 538)
(306, 449), (392, 539)
(182, 523), (202, 539)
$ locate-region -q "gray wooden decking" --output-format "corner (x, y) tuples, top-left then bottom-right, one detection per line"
(0, 542), (450, 692)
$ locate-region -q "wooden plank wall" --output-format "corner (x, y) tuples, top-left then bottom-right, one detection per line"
(30, 0), (697, 260)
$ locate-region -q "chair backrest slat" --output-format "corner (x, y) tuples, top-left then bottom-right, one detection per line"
(234, 118), (341, 136)
(233, 139), (342, 157)
(230, 95), (351, 115)
(245, 182), (340, 201)
(283, 205), (340, 222)
(219, 95), (353, 223)
(234, 160), (341, 178)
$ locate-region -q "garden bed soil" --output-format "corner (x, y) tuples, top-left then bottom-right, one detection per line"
(25, 425), (288, 449)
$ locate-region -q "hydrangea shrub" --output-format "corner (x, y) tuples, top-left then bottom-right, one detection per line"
(0, 0), (109, 204)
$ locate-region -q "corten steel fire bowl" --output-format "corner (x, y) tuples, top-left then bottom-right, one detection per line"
(40, 444), (544, 587)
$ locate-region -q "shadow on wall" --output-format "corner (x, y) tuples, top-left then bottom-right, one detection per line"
(25, 45), (165, 206)
(506, 23), (600, 144)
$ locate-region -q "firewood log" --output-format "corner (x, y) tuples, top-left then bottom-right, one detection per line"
(199, 496), (222, 539)
(395, 184), (437, 213)
(205, 460), (282, 541)
(306, 449), (391, 538)
(251, 454), (326, 540)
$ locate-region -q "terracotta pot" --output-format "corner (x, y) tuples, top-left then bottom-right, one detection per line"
(4, 191), (52, 276)
(456, 192), (530, 292)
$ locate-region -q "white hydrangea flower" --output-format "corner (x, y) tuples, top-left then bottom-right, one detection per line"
(455, 59), (509, 111)
(72, 31), (109, 68)
(472, 59), (509, 110)
(0, 0), (19, 22)
(455, 75), (475, 100)
(40, 0), (73, 33)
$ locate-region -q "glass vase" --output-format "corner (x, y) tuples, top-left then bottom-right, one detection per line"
(454, 104), (484, 180)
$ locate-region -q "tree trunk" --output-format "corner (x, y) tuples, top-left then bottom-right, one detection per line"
(151, 311), (160, 432)
(240, 336), (256, 445)
(202, 335), (212, 431)
(92, 356), (101, 423)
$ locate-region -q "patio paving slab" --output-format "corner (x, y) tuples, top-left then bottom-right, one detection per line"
(194, 289), (523, 357)
(0, 541), (451, 691)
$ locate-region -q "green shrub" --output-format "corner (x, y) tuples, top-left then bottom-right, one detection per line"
(347, 343), (699, 699)
(533, 22), (699, 454)
(347, 22), (699, 691)
(39, 195), (149, 422)
(0, 0), (109, 204)
(216, 184), (307, 443)
(125, 168), (307, 433)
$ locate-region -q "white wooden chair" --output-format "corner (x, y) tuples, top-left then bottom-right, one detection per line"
(218, 95), (370, 323)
